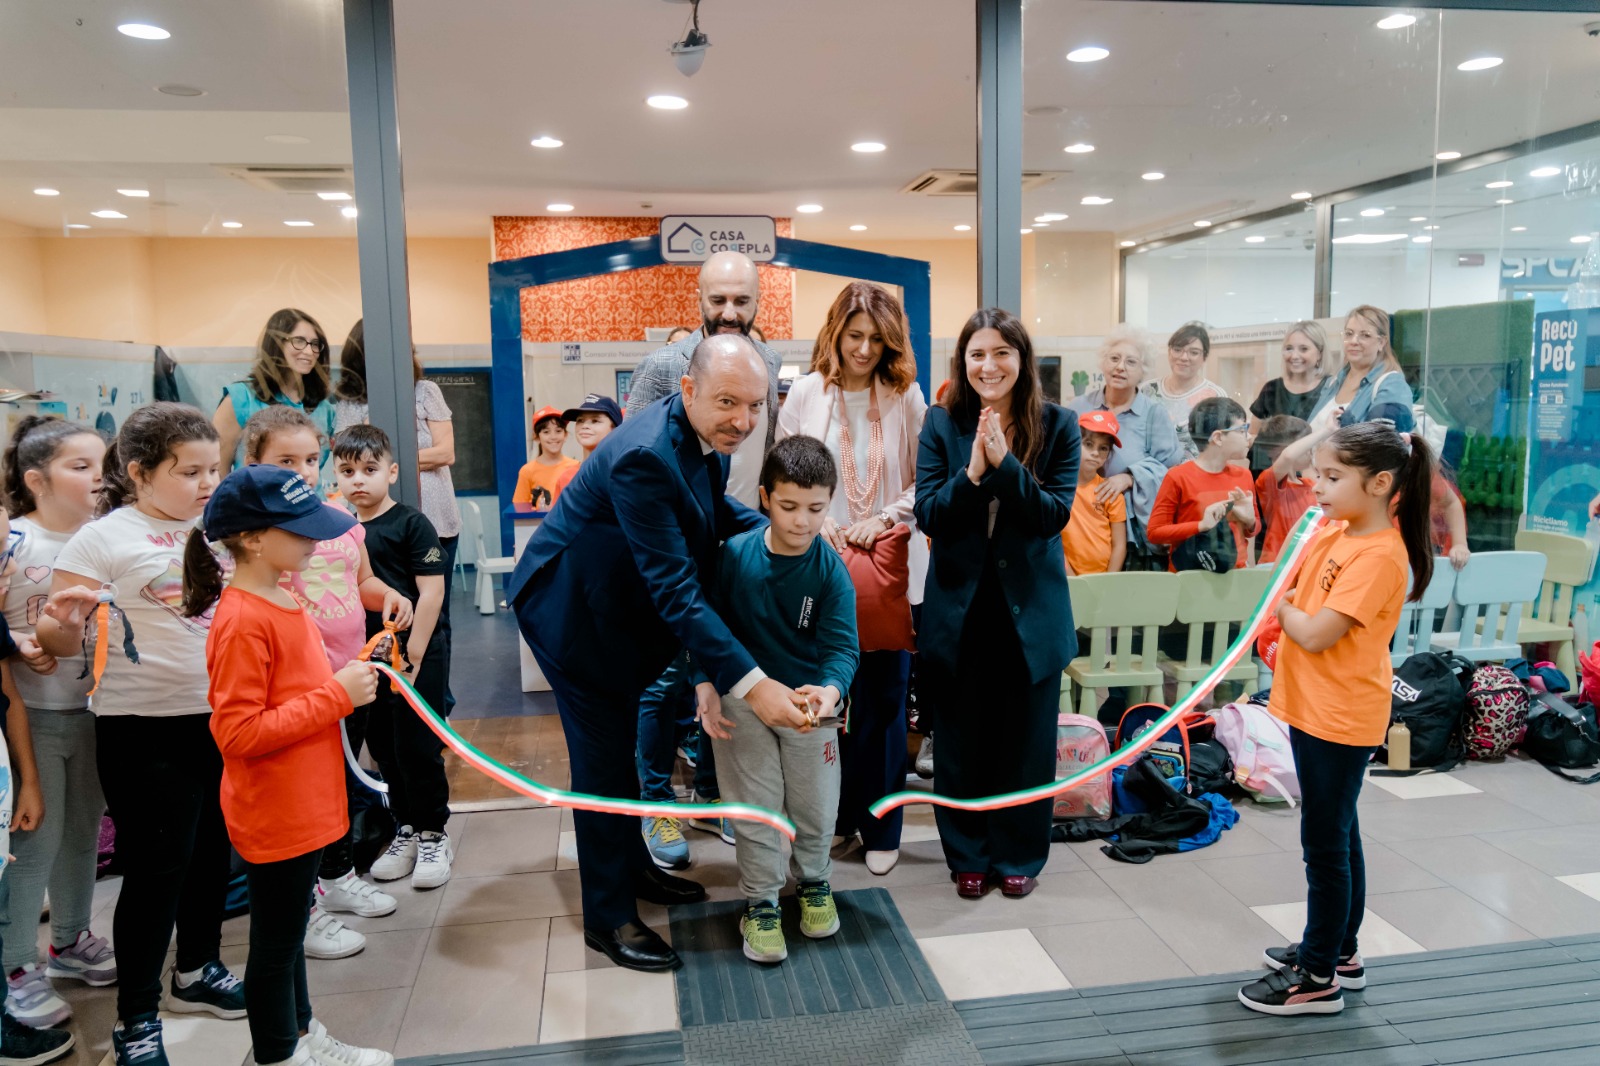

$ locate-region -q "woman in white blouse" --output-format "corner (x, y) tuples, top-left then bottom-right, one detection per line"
(778, 282), (927, 876)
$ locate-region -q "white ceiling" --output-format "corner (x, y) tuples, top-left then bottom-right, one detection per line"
(0, 1), (1595, 247)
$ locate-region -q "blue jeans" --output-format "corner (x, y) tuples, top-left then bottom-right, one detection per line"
(1290, 726), (1376, 979)
(636, 652), (718, 802)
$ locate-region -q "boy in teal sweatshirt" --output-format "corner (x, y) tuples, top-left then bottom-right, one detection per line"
(700, 435), (859, 965)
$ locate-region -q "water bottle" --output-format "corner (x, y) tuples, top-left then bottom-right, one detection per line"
(1387, 720), (1411, 771)
(1569, 234), (1600, 310)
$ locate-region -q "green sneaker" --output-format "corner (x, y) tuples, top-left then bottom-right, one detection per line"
(797, 880), (840, 939)
(739, 901), (787, 963)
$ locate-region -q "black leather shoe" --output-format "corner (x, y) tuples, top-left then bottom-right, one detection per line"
(635, 864), (709, 906)
(583, 921), (683, 972)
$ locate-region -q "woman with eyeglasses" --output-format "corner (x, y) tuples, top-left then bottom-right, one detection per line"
(212, 309), (337, 472)
(1066, 326), (1185, 568)
(1147, 322), (1226, 447)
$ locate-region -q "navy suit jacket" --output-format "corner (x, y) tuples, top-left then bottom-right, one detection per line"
(507, 394), (765, 695)
(914, 402), (1080, 685)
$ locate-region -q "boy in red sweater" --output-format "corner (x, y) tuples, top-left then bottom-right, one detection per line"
(1148, 397), (1258, 571)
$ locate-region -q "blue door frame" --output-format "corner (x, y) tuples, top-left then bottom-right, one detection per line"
(488, 235), (932, 554)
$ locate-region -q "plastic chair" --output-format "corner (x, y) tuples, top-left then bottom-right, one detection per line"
(1390, 558), (1454, 667)
(1430, 551), (1546, 663)
(1511, 530), (1597, 680)
(1062, 572), (1181, 715)
(1162, 568), (1274, 694)
(459, 500), (515, 615)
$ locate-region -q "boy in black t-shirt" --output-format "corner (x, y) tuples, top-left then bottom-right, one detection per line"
(331, 425), (454, 891)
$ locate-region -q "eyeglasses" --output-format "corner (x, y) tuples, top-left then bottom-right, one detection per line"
(0, 528), (24, 571)
(1172, 346), (1206, 358)
(1220, 423), (1251, 435)
(284, 337), (326, 353)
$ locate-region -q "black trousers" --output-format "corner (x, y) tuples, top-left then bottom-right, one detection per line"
(438, 534), (458, 715)
(1291, 727), (1375, 978)
(836, 649), (911, 851)
(243, 848), (319, 1063)
(95, 713), (231, 1021)
(926, 564), (1058, 878)
(365, 643), (450, 833)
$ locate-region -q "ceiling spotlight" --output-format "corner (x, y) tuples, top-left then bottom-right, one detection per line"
(1376, 14), (1417, 29)
(795, 204), (824, 214)
(547, 203), (575, 212)
(65, 224), (89, 230)
(1035, 213), (1069, 222)
(1424, 225), (1440, 230)
(284, 220), (314, 227)
(33, 188), (59, 197)
(1412, 235), (1433, 243)
(1245, 236), (1267, 243)
(1457, 57), (1503, 71)
(1142, 172), (1165, 181)
(1063, 143), (1095, 154)
(317, 192), (352, 201)
(1066, 46), (1109, 63)
(117, 189), (150, 197)
(1290, 191), (1314, 200)
(1360, 208), (1385, 217)
(117, 23), (170, 40)
(954, 224), (972, 232)
(1495, 198), (1514, 205)
(530, 136), (563, 148)
(221, 221), (243, 229)
(1080, 196), (1113, 205)
(90, 210), (126, 219)
(1530, 165), (1561, 178)
(646, 94), (688, 110)
(1119, 240), (1136, 247)
(1510, 226), (1527, 232)
(1410, 216), (1427, 222)
(1572, 235), (1594, 244)
(668, 0), (710, 77)
(849, 224), (867, 231)
(851, 142), (886, 153)
(1435, 150), (1462, 161)
(1193, 220), (1212, 228)
(1486, 180), (1513, 189)
(341, 206), (359, 219)
(1033, 222), (1050, 228)
(1020, 228), (1033, 235)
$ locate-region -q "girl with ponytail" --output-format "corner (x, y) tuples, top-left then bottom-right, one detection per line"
(1240, 420), (1434, 1018)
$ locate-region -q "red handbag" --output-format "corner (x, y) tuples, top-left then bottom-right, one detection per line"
(841, 523), (916, 653)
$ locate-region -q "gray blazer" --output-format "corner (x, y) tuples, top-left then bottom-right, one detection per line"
(624, 328), (782, 458)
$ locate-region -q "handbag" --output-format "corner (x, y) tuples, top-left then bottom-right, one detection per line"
(841, 523), (916, 653)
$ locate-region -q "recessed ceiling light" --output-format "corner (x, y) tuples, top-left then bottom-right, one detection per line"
(1376, 14), (1417, 29)
(317, 192), (352, 201)
(1424, 224), (1440, 230)
(1510, 225), (1527, 232)
(33, 188), (59, 197)
(1119, 240), (1136, 247)
(156, 84), (204, 97)
(1034, 213), (1067, 223)
(1289, 191), (1313, 200)
(1486, 180), (1513, 189)
(1066, 46), (1109, 63)
(1331, 233), (1409, 244)
(1572, 235), (1594, 244)
(117, 23), (170, 40)
(1360, 208), (1385, 217)
(341, 206), (359, 219)
(851, 142), (886, 153)
(1457, 57), (1503, 72)
(1193, 220), (1212, 228)
(547, 203), (575, 212)
(265, 134), (311, 145)
(221, 221), (243, 229)
(1410, 216), (1427, 222)
(1245, 236), (1267, 243)
(954, 224), (971, 231)
(646, 94), (689, 110)
(1020, 228), (1033, 235)
(90, 210), (126, 219)
(796, 203), (823, 213)
(529, 136), (563, 149)
(1336, 216), (1353, 223)
(1142, 172), (1165, 181)
(1080, 196), (1113, 205)
(284, 220), (314, 227)
(1495, 198), (1514, 205)
(849, 224), (867, 231)
(1063, 143), (1095, 154)
(65, 223), (89, 230)
(1529, 165), (1561, 178)
(117, 188), (149, 197)
(1436, 150), (1461, 161)
(1412, 235), (1433, 243)
(1033, 222), (1050, 227)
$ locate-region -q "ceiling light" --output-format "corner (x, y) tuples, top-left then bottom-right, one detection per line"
(284, 220), (314, 227)
(1033, 222), (1050, 227)
(1495, 198), (1514, 205)
(646, 94), (688, 110)
(1486, 180), (1513, 189)
(1509, 225), (1527, 232)
(1412, 235), (1433, 243)
(65, 224), (89, 230)
(1245, 236), (1267, 243)
(849, 224), (867, 231)
(1436, 150), (1461, 161)
(1142, 172), (1165, 181)
(1193, 220), (1212, 228)
(1063, 143), (1095, 154)
(33, 188), (59, 197)
(547, 203), (575, 212)
(1020, 228), (1033, 235)
(1119, 240), (1136, 247)
(529, 136), (563, 148)
(1331, 233), (1409, 244)
(1066, 46), (1109, 63)
(221, 221), (242, 229)
(341, 206), (359, 219)
(1336, 216), (1353, 222)
(1530, 165), (1561, 178)
(1457, 57), (1503, 72)
(1035, 213), (1069, 222)
(954, 225), (971, 232)
(1360, 208), (1385, 217)
(316, 192), (351, 201)
(117, 188), (149, 197)
(117, 23), (170, 40)
(156, 84), (204, 97)
(1376, 14), (1417, 29)
(1572, 235), (1594, 244)
(1423, 225), (1440, 230)
(90, 210), (126, 219)
(851, 142), (886, 153)
(1081, 196), (1113, 205)
(796, 203), (823, 214)
(1290, 191), (1313, 200)
(1410, 216), (1427, 222)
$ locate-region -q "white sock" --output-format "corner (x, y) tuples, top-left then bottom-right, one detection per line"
(175, 966), (205, 987)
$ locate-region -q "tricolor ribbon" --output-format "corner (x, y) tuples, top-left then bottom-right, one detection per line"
(868, 507), (1327, 819)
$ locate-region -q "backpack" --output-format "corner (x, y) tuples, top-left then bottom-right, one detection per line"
(1386, 652), (1472, 769)
(1114, 704), (1213, 792)
(1213, 701), (1298, 804)
(1521, 694), (1600, 782)
(1462, 663), (1529, 760)
(1053, 714), (1113, 820)
(1188, 738), (1236, 797)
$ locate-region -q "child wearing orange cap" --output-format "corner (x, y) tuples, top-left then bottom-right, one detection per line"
(1062, 409), (1128, 575)
(512, 405), (579, 508)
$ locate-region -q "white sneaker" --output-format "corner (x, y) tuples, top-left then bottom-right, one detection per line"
(368, 826), (418, 882)
(303, 906), (366, 960)
(915, 735), (935, 778)
(317, 872), (398, 918)
(307, 1017), (395, 1066)
(4, 962), (70, 1027)
(411, 832), (453, 890)
(865, 849), (900, 875)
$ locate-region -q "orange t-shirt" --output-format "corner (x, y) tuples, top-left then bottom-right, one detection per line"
(1269, 524), (1409, 747)
(1146, 460), (1258, 570)
(513, 457), (579, 507)
(1256, 468), (1318, 564)
(1062, 476), (1127, 575)
(206, 587), (352, 863)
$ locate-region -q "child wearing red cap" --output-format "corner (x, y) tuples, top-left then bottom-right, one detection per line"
(1061, 409), (1128, 575)
(512, 405), (579, 508)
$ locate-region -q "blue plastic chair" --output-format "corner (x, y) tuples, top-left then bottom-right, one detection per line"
(1391, 558), (1454, 667)
(1430, 551), (1547, 663)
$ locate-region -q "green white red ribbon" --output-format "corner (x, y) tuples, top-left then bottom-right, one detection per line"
(868, 507), (1327, 818)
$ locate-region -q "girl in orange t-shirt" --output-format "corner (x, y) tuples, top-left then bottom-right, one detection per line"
(182, 465), (390, 1066)
(1240, 421), (1434, 1019)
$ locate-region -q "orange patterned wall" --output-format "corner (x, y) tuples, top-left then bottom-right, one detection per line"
(492, 216), (794, 343)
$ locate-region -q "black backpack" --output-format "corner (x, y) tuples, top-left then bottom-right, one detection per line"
(1382, 651), (1474, 771)
(1522, 694), (1600, 783)
(1188, 738), (1236, 796)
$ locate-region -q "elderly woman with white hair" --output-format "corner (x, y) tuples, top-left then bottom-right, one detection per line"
(1067, 325), (1185, 566)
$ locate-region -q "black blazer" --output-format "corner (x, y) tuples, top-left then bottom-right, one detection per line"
(914, 402), (1079, 685)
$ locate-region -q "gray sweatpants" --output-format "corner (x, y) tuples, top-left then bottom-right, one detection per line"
(0, 708), (104, 971)
(711, 695), (840, 904)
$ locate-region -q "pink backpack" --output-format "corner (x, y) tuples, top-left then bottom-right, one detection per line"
(1053, 714), (1112, 819)
(1213, 702), (1299, 805)
(1463, 664), (1528, 760)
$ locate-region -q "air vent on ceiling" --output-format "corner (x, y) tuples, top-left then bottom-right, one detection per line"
(901, 169), (1060, 196)
(216, 164), (354, 195)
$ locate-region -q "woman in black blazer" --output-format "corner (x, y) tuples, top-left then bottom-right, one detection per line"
(915, 308), (1079, 900)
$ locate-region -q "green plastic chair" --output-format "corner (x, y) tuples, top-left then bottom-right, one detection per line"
(1161, 568), (1275, 693)
(1062, 572), (1181, 715)
(1510, 530), (1597, 679)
